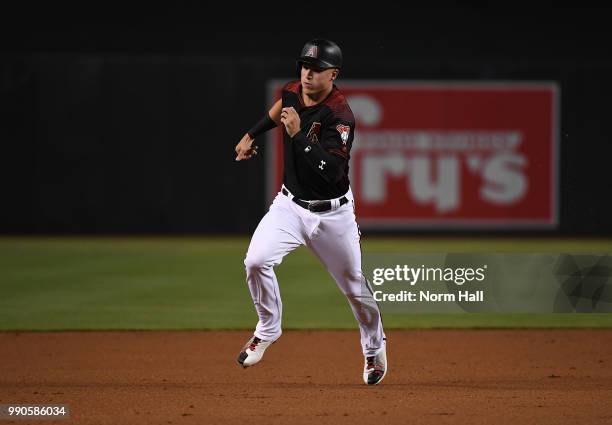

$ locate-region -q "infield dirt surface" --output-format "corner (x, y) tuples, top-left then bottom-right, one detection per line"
(1, 330), (611, 424)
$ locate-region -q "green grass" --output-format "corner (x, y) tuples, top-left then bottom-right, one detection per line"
(1, 237), (611, 331)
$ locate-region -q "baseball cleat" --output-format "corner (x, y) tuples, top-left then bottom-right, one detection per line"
(236, 335), (273, 368)
(363, 344), (387, 385)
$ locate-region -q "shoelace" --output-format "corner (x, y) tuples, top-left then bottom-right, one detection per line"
(366, 356), (384, 371)
(248, 337), (262, 351)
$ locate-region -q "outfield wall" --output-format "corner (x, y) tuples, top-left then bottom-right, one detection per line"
(2, 21), (611, 235)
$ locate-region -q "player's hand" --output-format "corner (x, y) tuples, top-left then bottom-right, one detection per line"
(235, 133), (258, 161)
(280, 107), (301, 138)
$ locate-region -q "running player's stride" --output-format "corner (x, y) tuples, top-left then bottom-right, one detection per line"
(234, 39), (387, 385)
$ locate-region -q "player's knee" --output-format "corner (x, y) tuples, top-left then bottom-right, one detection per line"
(342, 268), (363, 284)
(337, 269), (368, 297)
(244, 254), (271, 272)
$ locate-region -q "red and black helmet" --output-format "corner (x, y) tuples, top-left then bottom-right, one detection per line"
(296, 39), (343, 70)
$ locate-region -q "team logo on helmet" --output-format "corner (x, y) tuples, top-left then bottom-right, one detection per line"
(336, 124), (351, 145)
(307, 122), (321, 143)
(305, 45), (318, 58)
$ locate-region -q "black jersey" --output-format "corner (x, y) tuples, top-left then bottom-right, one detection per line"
(281, 80), (355, 201)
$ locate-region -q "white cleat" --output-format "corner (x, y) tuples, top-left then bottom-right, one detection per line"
(363, 342), (387, 385)
(236, 336), (274, 368)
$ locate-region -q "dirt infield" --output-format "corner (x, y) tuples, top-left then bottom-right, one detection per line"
(1, 330), (611, 425)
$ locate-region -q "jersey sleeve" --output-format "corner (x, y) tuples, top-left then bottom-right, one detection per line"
(320, 116), (354, 160)
(292, 113), (354, 185)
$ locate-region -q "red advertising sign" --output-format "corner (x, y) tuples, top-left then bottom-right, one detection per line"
(266, 81), (558, 229)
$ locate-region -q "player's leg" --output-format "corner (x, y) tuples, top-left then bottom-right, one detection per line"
(307, 202), (387, 384)
(238, 194), (305, 367)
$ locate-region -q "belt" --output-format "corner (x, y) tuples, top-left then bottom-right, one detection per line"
(282, 188), (349, 213)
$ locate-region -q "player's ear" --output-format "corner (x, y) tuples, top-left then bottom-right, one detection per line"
(331, 69), (339, 81)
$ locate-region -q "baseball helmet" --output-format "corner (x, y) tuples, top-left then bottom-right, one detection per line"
(296, 39), (343, 70)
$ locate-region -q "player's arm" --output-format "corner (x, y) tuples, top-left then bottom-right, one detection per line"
(281, 107), (350, 184)
(235, 100), (282, 161)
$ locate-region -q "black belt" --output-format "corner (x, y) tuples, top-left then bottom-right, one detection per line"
(282, 188), (348, 213)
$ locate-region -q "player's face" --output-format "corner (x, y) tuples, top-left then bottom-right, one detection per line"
(301, 64), (338, 95)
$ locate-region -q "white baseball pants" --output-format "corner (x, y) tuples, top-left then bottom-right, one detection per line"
(244, 186), (386, 356)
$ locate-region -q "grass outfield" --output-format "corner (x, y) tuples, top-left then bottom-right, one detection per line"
(1, 237), (611, 331)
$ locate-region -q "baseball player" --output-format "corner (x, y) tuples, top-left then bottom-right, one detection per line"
(234, 39), (387, 385)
